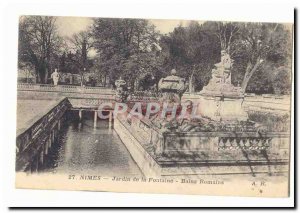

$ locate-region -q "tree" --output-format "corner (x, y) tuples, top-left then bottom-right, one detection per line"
(68, 31), (94, 69)
(272, 66), (291, 95)
(91, 18), (161, 89)
(198, 21), (241, 55)
(230, 23), (292, 92)
(18, 16), (62, 83)
(68, 31), (94, 85)
(200, 21), (292, 93)
(159, 21), (220, 91)
(18, 61), (35, 83)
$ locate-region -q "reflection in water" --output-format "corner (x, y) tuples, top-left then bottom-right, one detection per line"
(43, 114), (142, 177)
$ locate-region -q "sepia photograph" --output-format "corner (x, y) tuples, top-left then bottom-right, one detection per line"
(15, 14), (293, 198)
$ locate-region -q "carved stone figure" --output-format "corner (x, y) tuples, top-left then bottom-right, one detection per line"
(115, 77), (128, 102)
(200, 50), (242, 97)
(51, 69), (60, 86)
(198, 50), (248, 121)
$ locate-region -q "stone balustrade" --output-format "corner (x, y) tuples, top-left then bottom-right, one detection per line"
(119, 114), (289, 158)
(163, 131), (289, 154)
(17, 83), (114, 94)
(218, 137), (271, 151)
(114, 113), (290, 176)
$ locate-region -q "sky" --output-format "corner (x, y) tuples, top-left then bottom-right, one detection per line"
(56, 17), (94, 37)
(56, 16), (192, 37)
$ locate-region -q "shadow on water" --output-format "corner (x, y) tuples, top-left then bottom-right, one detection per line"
(40, 110), (143, 177)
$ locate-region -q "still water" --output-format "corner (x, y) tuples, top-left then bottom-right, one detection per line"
(42, 112), (142, 177)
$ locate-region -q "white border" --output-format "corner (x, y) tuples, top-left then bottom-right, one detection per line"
(0, 0), (295, 208)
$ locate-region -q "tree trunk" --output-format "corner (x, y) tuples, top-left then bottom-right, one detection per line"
(40, 71), (45, 84)
(35, 65), (40, 83)
(46, 53), (51, 84)
(38, 62), (47, 84)
(80, 72), (84, 87)
(241, 59), (263, 92)
(44, 67), (49, 84)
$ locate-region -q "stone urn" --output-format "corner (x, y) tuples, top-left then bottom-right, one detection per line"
(115, 77), (129, 102)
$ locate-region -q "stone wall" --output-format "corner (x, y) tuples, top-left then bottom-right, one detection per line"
(114, 115), (290, 177)
(182, 93), (291, 114)
(16, 98), (71, 172)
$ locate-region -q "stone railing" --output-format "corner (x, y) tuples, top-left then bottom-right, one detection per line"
(129, 91), (160, 102)
(17, 83), (114, 95)
(119, 111), (288, 153)
(162, 131), (289, 157)
(16, 98), (71, 171)
(218, 137), (271, 151)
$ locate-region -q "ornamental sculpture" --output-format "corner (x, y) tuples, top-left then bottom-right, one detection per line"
(200, 50), (242, 97)
(115, 77), (129, 102)
(158, 69), (187, 103)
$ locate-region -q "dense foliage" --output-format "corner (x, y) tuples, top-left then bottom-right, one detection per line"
(18, 16), (293, 94)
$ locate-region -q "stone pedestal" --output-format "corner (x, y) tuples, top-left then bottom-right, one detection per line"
(197, 51), (248, 121)
(115, 77), (128, 102)
(198, 94), (248, 121)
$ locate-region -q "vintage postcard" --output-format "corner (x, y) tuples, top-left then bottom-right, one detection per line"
(16, 15), (293, 197)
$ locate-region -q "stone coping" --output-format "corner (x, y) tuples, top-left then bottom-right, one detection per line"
(164, 131), (290, 138)
(16, 97), (68, 137)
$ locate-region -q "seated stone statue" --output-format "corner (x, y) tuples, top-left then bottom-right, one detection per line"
(212, 50), (232, 84)
(201, 50), (240, 95)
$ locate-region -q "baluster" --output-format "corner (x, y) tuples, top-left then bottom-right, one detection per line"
(258, 139), (263, 149)
(239, 139), (245, 150)
(265, 138), (270, 149)
(232, 138), (238, 150)
(252, 139), (258, 150)
(225, 138), (231, 150)
(219, 138), (224, 150)
(244, 138), (250, 149)
(248, 138), (253, 150)
(237, 139), (241, 150)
